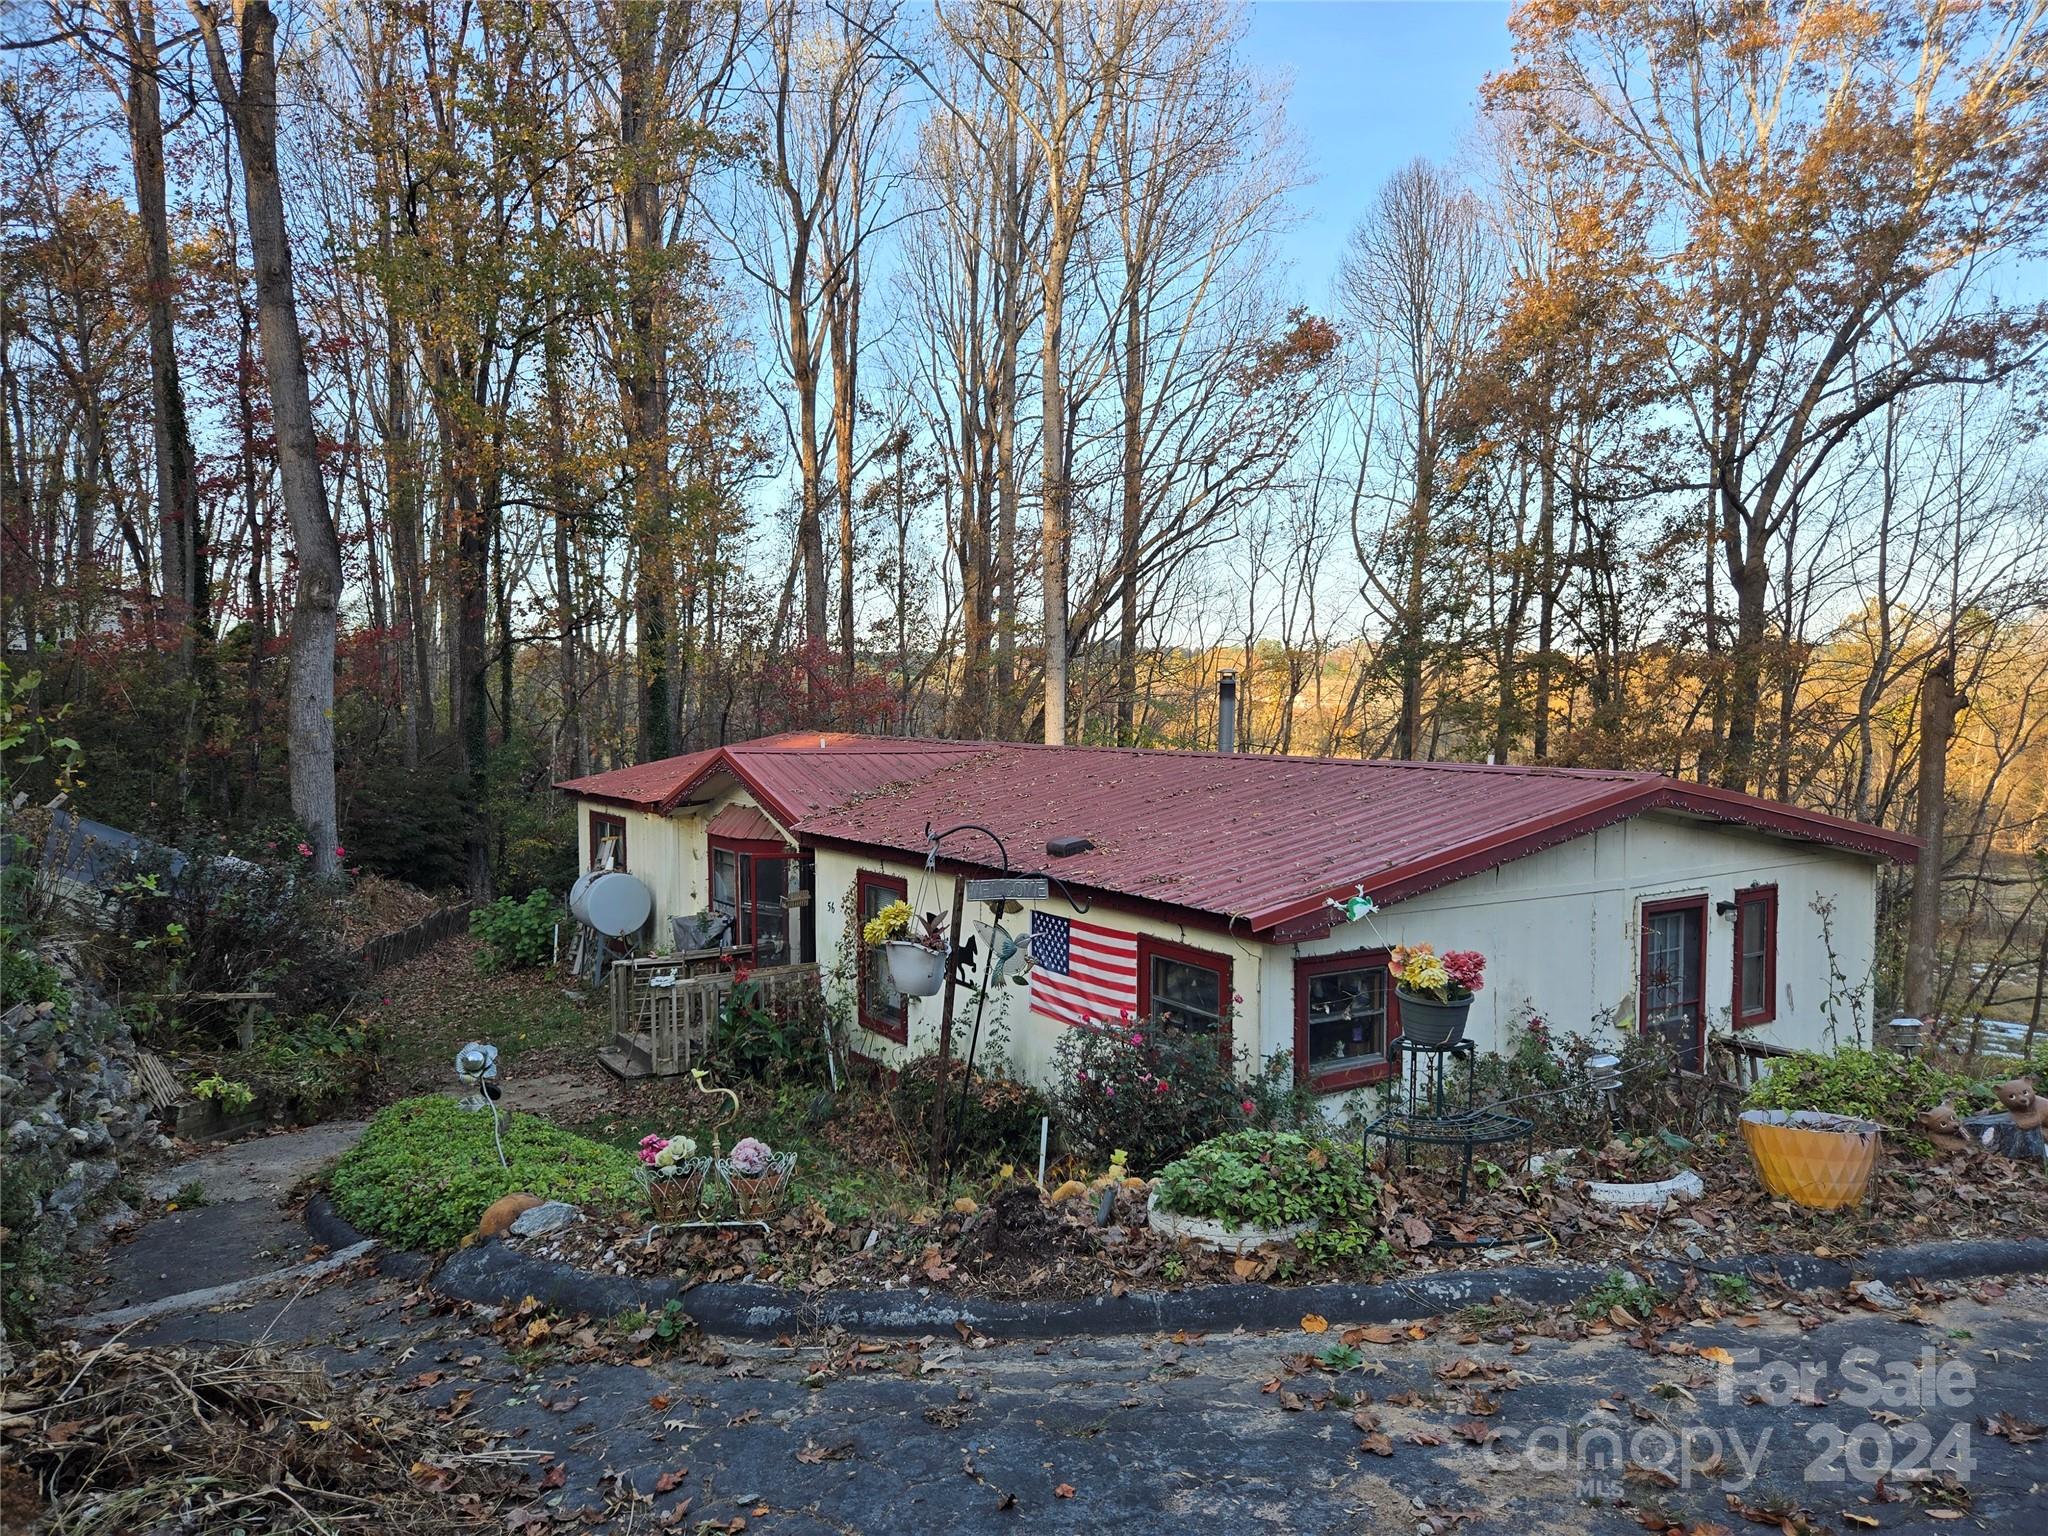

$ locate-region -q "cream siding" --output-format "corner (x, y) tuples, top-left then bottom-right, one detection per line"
(578, 792), (1883, 1106)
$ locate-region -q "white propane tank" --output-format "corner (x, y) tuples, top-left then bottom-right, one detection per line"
(571, 868), (652, 939)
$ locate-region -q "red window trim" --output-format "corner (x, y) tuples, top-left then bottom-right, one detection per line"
(590, 810), (627, 870)
(1293, 948), (1401, 1093)
(710, 833), (795, 966)
(1731, 883), (1779, 1029)
(1136, 934), (1234, 1057)
(855, 869), (909, 1044)
(1639, 894), (1709, 1067)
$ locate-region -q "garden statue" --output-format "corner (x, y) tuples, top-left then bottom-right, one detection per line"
(1994, 1077), (2046, 1133)
(1914, 1102), (1972, 1157)
(1958, 1076), (2048, 1162)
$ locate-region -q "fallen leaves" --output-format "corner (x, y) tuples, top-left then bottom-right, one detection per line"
(1299, 1314), (1329, 1334)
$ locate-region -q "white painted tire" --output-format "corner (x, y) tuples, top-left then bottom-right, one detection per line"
(1145, 1190), (1317, 1255)
(1585, 1169), (1703, 1210)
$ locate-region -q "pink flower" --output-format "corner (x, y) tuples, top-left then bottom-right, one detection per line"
(1129, 1032), (1144, 1047)
(1154, 1080), (1169, 1094)
(1104, 1084), (1115, 1098)
(296, 842), (313, 857)
(1232, 993), (1244, 1004)
(1077, 1069), (1089, 1081)
(1241, 1098), (1256, 1115)
(334, 844), (347, 857)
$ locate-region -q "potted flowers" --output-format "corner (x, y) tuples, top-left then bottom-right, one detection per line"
(1390, 943), (1485, 1047)
(718, 1134), (797, 1217)
(637, 1133), (710, 1221)
(862, 898), (949, 998)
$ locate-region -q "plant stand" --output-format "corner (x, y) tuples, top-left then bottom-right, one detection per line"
(1364, 1037), (1533, 1217)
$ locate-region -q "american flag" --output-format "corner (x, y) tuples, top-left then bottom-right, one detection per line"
(1029, 911), (1138, 1028)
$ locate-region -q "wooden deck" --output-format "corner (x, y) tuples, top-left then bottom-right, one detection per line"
(597, 958), (822, 1079)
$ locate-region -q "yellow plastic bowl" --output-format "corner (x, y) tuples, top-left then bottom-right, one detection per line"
(1739, 1110), (1881, 1211)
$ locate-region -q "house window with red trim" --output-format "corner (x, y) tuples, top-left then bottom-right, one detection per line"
(589, 811), (626, 870)
(1137, 936), (1231, 1044)
(857, 870), (908, 1042)
(1295, 950), (1398, 1092)
(709, 834), (806, 966)
(1732, 884), (1778, 1027)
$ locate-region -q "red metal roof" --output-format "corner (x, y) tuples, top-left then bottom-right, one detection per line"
(562, 734), (1919, 933)
(788, 741), (1920, 934)
(705, 803), (787, 844)
(554, 733), (990, 819)
(555, 747), (722, 811)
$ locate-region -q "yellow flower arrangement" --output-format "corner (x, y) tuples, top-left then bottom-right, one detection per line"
(1389, 942), (1486, 1003)
(862, 899), (914, 947)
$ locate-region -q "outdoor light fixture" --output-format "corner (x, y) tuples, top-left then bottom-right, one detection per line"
(1586, 1052), (1623, 1133)
(1886, 1016), (1923, 1057)
(455, 1041), (508, 1169)
(1715, 899), (1739, 918)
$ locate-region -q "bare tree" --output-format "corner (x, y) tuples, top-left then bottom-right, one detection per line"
(187, 0), (343, 876)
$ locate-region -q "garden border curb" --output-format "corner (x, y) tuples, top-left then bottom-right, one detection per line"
(300, 1195), (2048, 1340)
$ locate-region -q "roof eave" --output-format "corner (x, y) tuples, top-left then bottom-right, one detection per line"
(1250, 782), (1919, 938)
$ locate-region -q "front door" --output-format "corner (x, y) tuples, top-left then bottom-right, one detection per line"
(1640, 897), (1706, 1070)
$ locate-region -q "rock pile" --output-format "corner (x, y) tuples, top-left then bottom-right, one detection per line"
(2, 955), (175, 1339)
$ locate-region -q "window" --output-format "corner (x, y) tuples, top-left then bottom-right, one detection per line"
(707, 836), (808, 967)
(1137, 936), (1232, 1046)
(1294, 950), (1399, 1091)
(1732, 884), (1778, 1027)
(1640, 895), (1708, 1071)
(857, 870), (908, 1042)
(589, 811), (626, 870)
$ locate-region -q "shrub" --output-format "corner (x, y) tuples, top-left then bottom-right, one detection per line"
(242, 1013), (390, 1119)
(470, 889), (557, 972)
(95, 833), (364, 1020)
(1744, 1047), (1997, 1143)
(892, 1053), (1049, 1170)
(1151, 1129), (1377, 1233)
(716, 973), (829, 1084)
(1049, 1016), (1251, 1173)
(328, 1095), (641, 1250)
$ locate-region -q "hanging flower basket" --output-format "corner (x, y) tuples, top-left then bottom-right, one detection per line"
(884, 940), (947, 998)
(1394, 988), (1472, 1048)
(642, 1159), (712, 1222)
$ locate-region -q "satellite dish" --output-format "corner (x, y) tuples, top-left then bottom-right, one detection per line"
(974, 921), (1031, 981)
(571, 869), (652, 938)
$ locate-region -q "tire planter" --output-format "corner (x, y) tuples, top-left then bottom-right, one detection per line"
(884, 940), (947, 997)
(1394, 988), (1472, 1048)
(1740, 1110), (1881, 1210)
(1145, 1190), (1316, 1256)
(1585, 1169), (1704, 1210)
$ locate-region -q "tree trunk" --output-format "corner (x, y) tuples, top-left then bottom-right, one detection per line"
(830, 277), (859, 687)
(1040, 265), (1069, 745)
(122, 0), (205, 666)
(192, 0), (342, 878)
(1903, 657), (1964, 1020)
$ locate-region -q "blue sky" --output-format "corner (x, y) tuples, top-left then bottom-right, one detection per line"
(1241, 1), (1514, 308)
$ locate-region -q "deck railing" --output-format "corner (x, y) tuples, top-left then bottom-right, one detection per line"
(607, 957), (821, 1076)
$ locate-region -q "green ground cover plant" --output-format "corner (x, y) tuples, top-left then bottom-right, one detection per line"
(329, 1095), (641, 1250)
(1744, 1047), (1998, 1151)
(1150, 1129), (1377, 1234)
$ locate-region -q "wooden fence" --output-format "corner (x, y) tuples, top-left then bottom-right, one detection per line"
(607, 957), (821, 1076)
(354, 901), (474, 973)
